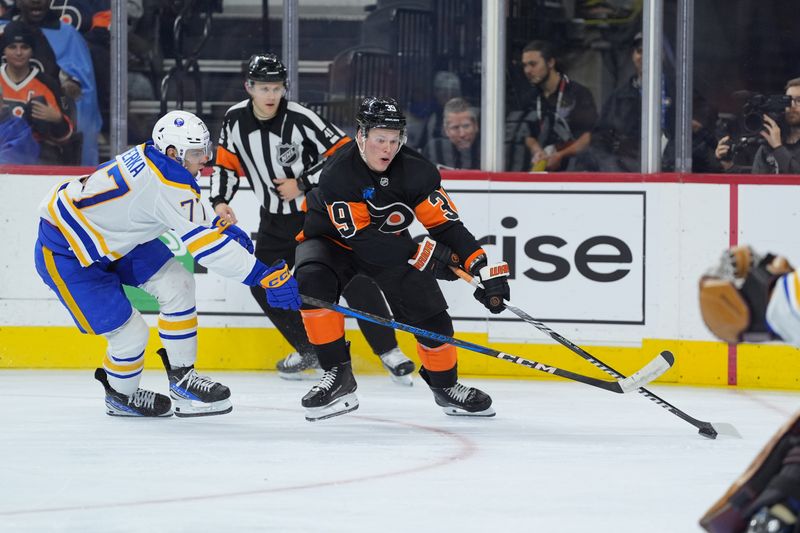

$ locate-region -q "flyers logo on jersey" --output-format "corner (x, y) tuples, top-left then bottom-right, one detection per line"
(367, 200), (415, 233)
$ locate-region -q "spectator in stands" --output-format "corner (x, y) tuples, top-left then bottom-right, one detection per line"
(519, 40), (597, 171)
(0, 86), (40, 164)
(715, 78), (800, 174)
(6, 0), (102, 165)
(423, 97), (480, 169)
(575, 32), (644, 172)
(0, 21), (73, 163)
(407, 70), (462, 150)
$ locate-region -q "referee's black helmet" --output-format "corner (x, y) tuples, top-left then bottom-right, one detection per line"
(247, 53), (288, 85)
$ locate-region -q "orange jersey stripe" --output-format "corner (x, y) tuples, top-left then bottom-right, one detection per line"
(463, 249), (486, 272)
(414, 188), (460, 229)
(301, 308), (345, 345)
(215, 145), (246, 177)
(327, 201), (371, 234)
(322, 136), (352, 158)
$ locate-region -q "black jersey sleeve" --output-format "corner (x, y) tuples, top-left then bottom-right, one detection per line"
(408, 155), (485, 270)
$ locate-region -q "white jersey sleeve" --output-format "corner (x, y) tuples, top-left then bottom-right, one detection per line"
(766, 270), (800, 346)
(153, 183), (258, 283)
(38, 142), (263, 285)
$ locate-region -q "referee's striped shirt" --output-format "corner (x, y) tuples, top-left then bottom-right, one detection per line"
(210, 98), (350, 215)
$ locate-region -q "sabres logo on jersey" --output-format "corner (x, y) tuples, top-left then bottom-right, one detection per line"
(367, 200), (415, 233)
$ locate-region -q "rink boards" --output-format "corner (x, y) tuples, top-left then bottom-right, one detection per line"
(1, 166), (799, 390)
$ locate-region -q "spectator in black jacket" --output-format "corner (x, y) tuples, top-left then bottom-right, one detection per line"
(423, 97), (480, 170)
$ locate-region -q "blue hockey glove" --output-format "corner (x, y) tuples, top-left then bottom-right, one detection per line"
(212, 216), (254, 254)
(257, 260), (301, 310)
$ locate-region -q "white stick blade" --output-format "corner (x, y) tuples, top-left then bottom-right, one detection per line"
(711, 422), (742, 439)
(618, 350), (675, 393)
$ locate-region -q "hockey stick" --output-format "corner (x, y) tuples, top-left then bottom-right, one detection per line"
(300, 294), (674, 394)
(453, 267), (739, 440)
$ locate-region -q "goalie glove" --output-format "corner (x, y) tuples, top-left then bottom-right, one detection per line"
(471, 257), (510, 314)
(253, 260), (301, 310)
(212, 216), (254, 254)
(408, 236), (460, 281)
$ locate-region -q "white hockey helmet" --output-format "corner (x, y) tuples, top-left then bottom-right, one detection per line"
(152, 110), (213, 165)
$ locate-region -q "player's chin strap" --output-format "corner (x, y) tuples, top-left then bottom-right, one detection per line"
(450, 266), (740, 440)
(356, 127), (405, 164)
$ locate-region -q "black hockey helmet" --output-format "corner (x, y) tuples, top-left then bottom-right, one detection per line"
(246, 53), (287, 85)
(356, 97), (406, 134)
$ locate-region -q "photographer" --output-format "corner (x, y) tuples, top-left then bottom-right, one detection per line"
(716, 78), (800, 174)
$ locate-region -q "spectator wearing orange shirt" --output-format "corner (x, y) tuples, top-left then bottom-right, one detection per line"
(0, 21), (72, 163)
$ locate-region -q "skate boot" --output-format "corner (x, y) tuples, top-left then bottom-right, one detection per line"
(420, 368), (495, 417)
(158, 349), (232, 418)
(378, 347), (415, 386)
(301, 361), (359, 422)
(276, 351), (323, 381)
(94, 368), (173, 417)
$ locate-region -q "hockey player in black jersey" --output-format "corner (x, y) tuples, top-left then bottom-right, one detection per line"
(209, 53), (414, 384)
(295, 96), (511, 421)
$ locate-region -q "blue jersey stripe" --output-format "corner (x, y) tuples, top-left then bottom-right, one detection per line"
(55, 197), (102, 262)
(105, 367), (144, 379)
(181, 226), (206, 241)
(159, 331), (198, 340)
(109, 352), (144, 363)
(194, 236), (232, 263)
(162, 307), (197, 317)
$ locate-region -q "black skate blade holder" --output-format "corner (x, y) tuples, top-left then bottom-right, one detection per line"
(451, 266), (741, 440)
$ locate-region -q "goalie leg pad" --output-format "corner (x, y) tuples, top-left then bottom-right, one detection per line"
(700, 412), (800, 532)
(699, 277), (750, 343)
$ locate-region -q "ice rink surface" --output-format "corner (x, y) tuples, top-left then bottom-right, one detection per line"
(0, 369), (797, 533)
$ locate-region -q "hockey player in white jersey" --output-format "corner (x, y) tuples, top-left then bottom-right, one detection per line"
(33, 110), (301, 418)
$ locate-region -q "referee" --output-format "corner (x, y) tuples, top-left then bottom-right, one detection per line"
(209, 53), (414, 383)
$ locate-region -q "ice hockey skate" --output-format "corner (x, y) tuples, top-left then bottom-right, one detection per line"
(301, 361), (359, 421)
(420, 368), (495, 417)
(276, 351), (323, 381)
(94, 368), (173, 417)
(158, 349), (232, 417)
(378, 347), (415, 386)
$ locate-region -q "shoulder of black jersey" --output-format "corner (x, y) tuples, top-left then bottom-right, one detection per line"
(143, 143), (201, 196)
(318, 143), (363, 199)
(398, 145), (441, 184)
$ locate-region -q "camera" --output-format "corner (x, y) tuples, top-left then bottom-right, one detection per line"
(741, 93), (791, 134)
(717, 93), (792, 161)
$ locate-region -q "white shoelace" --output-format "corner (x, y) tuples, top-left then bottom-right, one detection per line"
(131, 388), (157, 410)
(314, 368), (338, 391)
(177, 368), (215, 393)
(445, 383), (471, 403)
